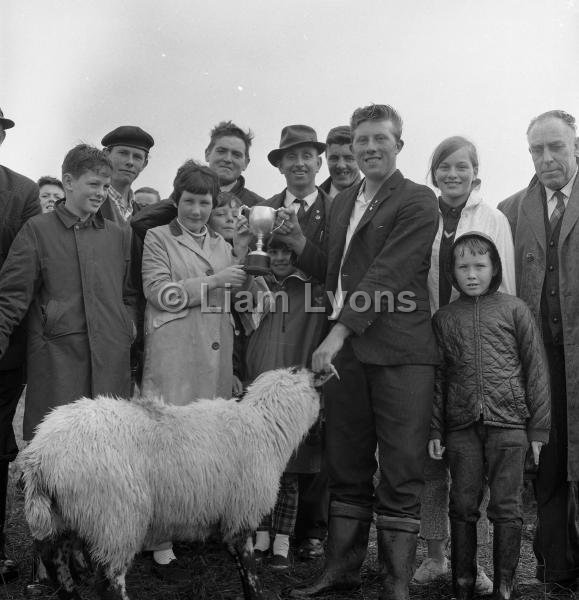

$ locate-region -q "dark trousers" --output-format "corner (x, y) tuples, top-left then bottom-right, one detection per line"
(324, 340), (434, 528)
(446, 423), (527, 526)
(534, 344), (579, 583)
(294, 470), (329, 541)
(0, 366), (25, 535)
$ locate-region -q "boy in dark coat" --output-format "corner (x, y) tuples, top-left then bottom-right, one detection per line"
(429, 232), (550, 600)
(0, 144), (138, 440)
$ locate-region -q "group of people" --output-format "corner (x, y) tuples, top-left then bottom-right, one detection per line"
(0, 103), (577, 600)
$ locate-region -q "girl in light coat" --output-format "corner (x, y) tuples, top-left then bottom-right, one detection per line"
(141, 161), (249, 577)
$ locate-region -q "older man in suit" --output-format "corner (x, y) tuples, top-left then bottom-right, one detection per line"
(0, 107), (40, 584)
(499, 110), (579, 593)
(260, 125), (331, 561)
(279, 105), (439, 600)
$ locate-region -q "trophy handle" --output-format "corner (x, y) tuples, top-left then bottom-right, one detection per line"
(271, 207), (286, 233)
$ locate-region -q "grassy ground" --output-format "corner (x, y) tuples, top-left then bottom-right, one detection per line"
(2, 394), (575, 600)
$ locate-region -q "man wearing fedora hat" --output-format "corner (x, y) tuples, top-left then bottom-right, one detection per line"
(319, 126), (361, 200)
(99, 125), (155, 224)
(262, 125), (332, 253)
(254, 125), (331, 564)
(0, 106), (41, 584)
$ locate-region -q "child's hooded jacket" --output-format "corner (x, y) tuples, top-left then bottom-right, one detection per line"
(430, 232), (550, 443)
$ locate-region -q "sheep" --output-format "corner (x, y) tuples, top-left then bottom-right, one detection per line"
(19, 366), (331, 600)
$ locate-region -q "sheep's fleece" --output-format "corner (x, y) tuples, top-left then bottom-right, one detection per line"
(19, 366), (322, 600)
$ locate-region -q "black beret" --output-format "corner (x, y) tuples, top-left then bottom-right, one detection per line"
(101, 126), (154, 152)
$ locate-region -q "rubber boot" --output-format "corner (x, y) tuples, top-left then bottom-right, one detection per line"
(377, 527), (418, 600)
(450, 520), (477, 600)
(0, 461), (19, 585)
(492, 524), (521, 600)
(290, 501), (372, 598)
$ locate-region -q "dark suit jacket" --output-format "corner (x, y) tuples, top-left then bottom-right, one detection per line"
(261, 187), (332, 251)
(0, 165), (41, 369)
(298, 170), (439, 366)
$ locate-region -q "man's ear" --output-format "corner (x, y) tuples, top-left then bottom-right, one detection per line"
(396, 138), (405, 153)
(0, 130), (5, 147)
(62, 172), (74, 192)
(143, 155), (149, 169)
(574, 137), (579, 158)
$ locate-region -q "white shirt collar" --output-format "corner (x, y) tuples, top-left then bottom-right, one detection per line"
(284, 188), (319, 212)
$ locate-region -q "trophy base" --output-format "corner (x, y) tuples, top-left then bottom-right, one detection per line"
(244, 253), (271, 276)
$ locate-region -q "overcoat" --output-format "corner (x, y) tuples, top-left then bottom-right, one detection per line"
(0, 165), (40, 370)
(499, 173), (579, 479)
(0, 204), (137, 439)
(141, 220), (236, 405)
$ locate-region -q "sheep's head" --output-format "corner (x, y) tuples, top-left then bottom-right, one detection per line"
(243, 367), (320, 423)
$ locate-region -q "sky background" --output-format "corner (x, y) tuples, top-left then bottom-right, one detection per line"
(2, 0), (578, 206)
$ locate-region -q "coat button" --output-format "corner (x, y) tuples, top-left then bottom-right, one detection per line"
(549, 240), (555, 247)
(526, 253), (534, 262)
(206, 268), (214, 275)
(211, 342), (220, 350)
(550, 289), (557, 296)
(552, 316), (560, 323)
(548, 265), (555, 271)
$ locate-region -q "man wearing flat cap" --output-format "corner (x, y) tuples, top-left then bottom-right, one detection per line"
(100, 125), (154, 224)
(319, 126), (361, 200)
(262, 125), (331, 252)
(0, 107), (41, 584)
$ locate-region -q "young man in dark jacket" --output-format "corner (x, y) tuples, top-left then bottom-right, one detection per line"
(429, 232), (550, 600)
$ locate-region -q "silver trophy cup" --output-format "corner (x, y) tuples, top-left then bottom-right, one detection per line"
(239, 205), (285, 275)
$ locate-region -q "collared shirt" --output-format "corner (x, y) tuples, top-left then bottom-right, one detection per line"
(108, 185), (135, 222)
(330, 181), (372, 320)
(220, 180), (237, 193)
(56, 202), (104, 229)
(283, 189), (318, 214)
(545, 166), (578, 218)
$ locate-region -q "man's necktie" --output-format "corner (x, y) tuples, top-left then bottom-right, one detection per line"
(549, 190), (566, 232)
(294, 198), (306, 221)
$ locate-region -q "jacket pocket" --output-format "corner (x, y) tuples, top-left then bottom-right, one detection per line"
(149, 309), (188, 331)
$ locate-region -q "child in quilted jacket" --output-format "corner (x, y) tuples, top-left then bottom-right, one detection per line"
(429, 231), (550, 600)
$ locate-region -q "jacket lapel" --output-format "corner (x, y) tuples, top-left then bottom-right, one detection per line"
(520, 180), (547, 251)
(353, 171), (402, 236)
(560, 174), (579, 247)
(170, 219), (213, 266)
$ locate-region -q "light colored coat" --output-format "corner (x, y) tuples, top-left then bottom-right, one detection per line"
(428, 189), (516, 313)
(141, 220), (236, 405)
(499, 173), (579, 479)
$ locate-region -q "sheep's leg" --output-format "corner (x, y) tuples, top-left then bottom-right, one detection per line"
(227, 535), (277, 600)
(95, 563), (131, 600)
(36, 536), (81, 600)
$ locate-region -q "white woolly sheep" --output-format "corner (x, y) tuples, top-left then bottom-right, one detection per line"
(19, 366), (329, 600)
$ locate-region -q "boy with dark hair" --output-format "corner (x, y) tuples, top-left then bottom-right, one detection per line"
(0, 143), (138, 441)
(429, 232), (550, 600)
